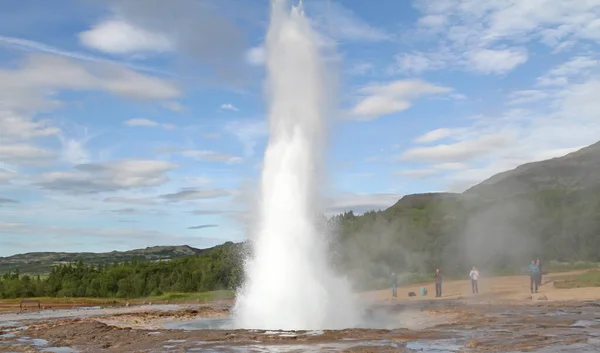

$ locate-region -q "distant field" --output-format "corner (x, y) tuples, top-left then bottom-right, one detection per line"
(0, 290), (235, 312)
(553, 270), (600, 289)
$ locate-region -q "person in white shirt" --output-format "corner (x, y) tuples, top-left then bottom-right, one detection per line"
(469, 266), (479, 294)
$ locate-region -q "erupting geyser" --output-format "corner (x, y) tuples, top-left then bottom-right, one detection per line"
(233, 0), (360, 330)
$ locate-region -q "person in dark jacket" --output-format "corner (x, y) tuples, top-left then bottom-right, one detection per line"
(434, 268), (443, 297)
(391, 272), (398, 298)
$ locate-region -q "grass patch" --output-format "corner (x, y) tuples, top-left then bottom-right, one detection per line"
(146, 290), (235, 303)
(0, 297), (115, 305)
(546, 261), (600, 273)
(0, 290), (235, 307)
(553, 270), (600, 289)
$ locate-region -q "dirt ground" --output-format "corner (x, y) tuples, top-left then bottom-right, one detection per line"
(2, 272), (600, 352)
(366, 270), (600, 302)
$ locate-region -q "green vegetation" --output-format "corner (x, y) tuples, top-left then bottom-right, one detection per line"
(0, 245), (207, 275)
(553, 270), (600, 289)
(0, 242), (243, 299)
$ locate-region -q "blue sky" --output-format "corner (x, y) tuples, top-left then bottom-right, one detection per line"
(1, 0), (600, 256)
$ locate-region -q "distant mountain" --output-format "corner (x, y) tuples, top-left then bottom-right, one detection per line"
(465, 141), (600, 198)
(0, 245), (209, 274)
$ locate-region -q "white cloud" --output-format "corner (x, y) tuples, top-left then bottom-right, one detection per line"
(401, 56), (600, 190)
(466, 47), (528, 74)
(326, 192), (402, 215)
(220, 103), (240, 112)
(433, 162), (468, 170)
(0, 172), (17, 184)
(245, 46), (265, 66)
(0, 111), (60, 141)
(0, 35), (171, 76)
(0, 222), (222, 252)
(393, 51), (448, 74)
(58, 134), (91, 166)
(180, 150), (243, 164)
(414, 0), (600, 51)
(79, 20), (173, 54)
(0, 54), (181, 113)
(36, 160), (178, 194)
(350, 80), (453, 120)
(507, 90), (550, 105)
(0, 143), (55, 166)
(414, 128), (457, 143)
(395, 169), (438, 179)
(307, 1), (391, 43)
(77, 0), (248, 84)
(160, 187), (230, 201)
(401, 1), (600, 75)
(536, 56), (599, 86)
(123, 118), (175, 129)
(103, 197), (156, 205)
(401, 133), (514, 163)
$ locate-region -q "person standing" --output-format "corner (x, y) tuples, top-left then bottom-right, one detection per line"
(529, 260), (540, 293)
(434, 268), (443, 297)
(391, 272), (398, 298)
(536, 259), (543, 287)
(469, 266), (479, 294)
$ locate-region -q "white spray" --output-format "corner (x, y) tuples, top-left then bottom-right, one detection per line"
(233, 0), (360, 330)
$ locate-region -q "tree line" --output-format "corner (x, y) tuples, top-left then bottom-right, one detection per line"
(0, 242), (243, 299)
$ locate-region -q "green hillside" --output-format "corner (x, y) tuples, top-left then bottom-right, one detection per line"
(0, 245), (208, 275)
(332, 141), (600, 288)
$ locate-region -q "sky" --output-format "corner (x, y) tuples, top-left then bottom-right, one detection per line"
(1, 0), (600, 256)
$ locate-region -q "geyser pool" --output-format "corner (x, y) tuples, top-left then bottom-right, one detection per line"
(232, 0), (360, 330)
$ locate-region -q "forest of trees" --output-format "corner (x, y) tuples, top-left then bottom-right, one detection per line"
(0, 242), (243, 299)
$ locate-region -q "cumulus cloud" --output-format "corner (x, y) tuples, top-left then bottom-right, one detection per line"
(220, 103), (239, 112)
(349, 79), (453, 120)
(36, 160), (178, 194)
(79, 0), (248, 84)
(466, 47), (528, 75)
(245, 46), (265, 66)
(79, 20), (173, 54)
